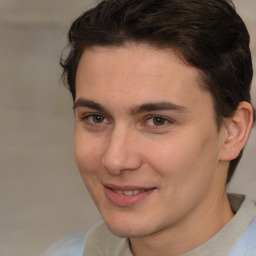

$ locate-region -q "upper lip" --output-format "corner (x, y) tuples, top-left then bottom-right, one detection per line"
(104, 183), (156, 191)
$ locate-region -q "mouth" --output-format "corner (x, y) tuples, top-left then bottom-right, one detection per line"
(104, 184), (156, 207)
(112, 189), (149, 196)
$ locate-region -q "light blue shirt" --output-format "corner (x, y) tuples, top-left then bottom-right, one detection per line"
(43, 231), (86, 256)
(43, 194), (256, 256)
(228, 217), (256, 256)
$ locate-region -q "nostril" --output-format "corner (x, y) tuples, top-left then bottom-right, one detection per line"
(102, 150), (142, 175)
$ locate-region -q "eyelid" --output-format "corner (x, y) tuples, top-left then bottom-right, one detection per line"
(77, 111), (174, 130)
(76, 110), (106, 119)
(144, 115), (174, 127)
(79, 112), (111, 126)
(80, 112), (103, 120)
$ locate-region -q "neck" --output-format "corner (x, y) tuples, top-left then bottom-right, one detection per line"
(130, 192), (234, 256)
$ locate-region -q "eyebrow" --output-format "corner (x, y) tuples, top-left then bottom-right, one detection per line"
(130, 102), (188, 115)
(74, 98), (188, 115)
(73, 99), (108, 113)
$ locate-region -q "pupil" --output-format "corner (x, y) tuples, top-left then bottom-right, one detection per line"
(93, 115), (103, 123)
(153, 117), (164, 125)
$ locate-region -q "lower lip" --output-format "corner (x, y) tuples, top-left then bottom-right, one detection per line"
(104, 187), (155, 207)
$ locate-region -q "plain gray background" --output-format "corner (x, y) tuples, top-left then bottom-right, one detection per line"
(0, 0), (255, 255)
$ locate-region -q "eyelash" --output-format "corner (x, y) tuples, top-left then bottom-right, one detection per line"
(80, 113), (109, 125)
(79, 113), (173, 130)
(144, 115), (173, 128)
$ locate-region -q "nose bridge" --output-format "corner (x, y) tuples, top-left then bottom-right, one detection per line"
(102, 124), (141, 174)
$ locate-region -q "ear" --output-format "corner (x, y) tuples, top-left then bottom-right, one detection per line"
(219, 101), (253, 161)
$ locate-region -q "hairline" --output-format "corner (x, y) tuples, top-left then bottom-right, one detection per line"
(75, 42), (221, 129)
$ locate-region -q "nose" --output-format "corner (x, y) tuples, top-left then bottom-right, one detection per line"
(102, 125), (143, 175)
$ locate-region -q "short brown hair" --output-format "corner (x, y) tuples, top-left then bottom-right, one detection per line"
(61, 0), (253, 183)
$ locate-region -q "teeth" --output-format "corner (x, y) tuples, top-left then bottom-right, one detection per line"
(123, 190), (133, 196)
(133, 190), (140, 195)
(113, 189), (146, 195)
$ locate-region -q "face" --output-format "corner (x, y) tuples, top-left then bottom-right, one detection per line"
(74, 44), (228, 238)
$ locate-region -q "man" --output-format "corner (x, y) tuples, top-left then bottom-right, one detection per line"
(44, 0), (255, 255)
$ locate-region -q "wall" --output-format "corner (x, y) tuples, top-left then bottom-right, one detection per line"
(0, 0), (255, 255)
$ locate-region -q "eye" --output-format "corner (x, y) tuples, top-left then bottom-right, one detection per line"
(89, 114), (106, 123)
(81, 113), (109, 125)
(146, 115), (172, 127)
(152, 116), (166, 126)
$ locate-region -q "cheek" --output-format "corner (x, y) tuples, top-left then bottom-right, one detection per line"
(74, 133), (103, 175)
(147, 135), (219, 209)
(74, 134), (105, 203)
(146, 132), (217, 182)
(147, 138), (195, 175)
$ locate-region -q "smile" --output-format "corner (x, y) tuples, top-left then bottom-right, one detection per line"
(104, 185), (155, 207)
(113, 189), (147, 195)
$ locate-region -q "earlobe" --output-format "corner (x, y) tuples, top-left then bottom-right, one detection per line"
(219, 101), (253, 161)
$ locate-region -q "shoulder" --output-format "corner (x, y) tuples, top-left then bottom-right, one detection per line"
(42, 231), (87, 256)
(228, 217), (256, 256)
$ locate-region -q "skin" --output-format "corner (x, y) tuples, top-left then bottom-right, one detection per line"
(74, 44), (237, 255)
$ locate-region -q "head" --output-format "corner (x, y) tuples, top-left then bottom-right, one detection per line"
(61, 1), (254, 248)
(61, 0), (253, 183)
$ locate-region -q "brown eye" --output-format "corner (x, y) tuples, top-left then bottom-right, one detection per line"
(145, 115), (172, 128)
(152, 116), (166, 126)
(92, 114), (105, 123)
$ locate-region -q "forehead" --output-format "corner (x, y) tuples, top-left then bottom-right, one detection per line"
(75, 44), (213, 115)
(77, 45), (193, 81)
